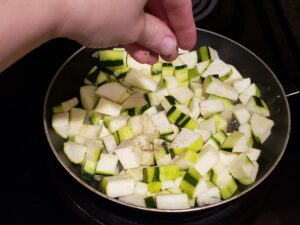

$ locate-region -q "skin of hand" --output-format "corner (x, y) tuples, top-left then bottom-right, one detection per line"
(0, 0), (196, 72)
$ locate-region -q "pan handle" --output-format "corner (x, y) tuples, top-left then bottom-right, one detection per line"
(283, 83), (300, 98)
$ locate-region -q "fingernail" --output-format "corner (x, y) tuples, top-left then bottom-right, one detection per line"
(160, 37), (177, 55)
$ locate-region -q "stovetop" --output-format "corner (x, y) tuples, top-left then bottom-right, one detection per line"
(0, 0), (299, 224)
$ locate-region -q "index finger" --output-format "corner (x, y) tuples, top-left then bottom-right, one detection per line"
(161, 0), (196, 50)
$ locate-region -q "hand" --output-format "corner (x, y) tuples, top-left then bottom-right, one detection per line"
(0, 0), (196, 72)
(59, 0), (196, 64)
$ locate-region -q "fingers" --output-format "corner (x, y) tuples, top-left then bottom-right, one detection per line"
(137, 13), (178, 57)
(146, 0), (168, 23)
(125, 43), (158, 64)
(161, 0), (196, 50)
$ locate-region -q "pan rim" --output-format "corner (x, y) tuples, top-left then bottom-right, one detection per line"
(43, 28), (291, 213)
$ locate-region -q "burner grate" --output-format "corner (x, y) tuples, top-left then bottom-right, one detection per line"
(192, 0), (219, 22)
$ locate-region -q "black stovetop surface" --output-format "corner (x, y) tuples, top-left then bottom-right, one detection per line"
(0, 0), (299, 224)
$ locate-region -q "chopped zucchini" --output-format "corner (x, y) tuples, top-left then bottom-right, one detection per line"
(101, 175), (135, 198)
(52, 97), (79, 113)
(51, 45), (274, 210)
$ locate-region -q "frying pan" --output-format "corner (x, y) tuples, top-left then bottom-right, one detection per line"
(43, 28), (290, 213)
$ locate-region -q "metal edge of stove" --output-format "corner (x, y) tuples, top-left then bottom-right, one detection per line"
(193, 0), (219, 22)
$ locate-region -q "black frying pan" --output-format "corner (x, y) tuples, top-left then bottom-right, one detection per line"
(43, 28), (290, 213)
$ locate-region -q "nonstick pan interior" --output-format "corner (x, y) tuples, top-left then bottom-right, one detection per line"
(43, 28), (290, 213)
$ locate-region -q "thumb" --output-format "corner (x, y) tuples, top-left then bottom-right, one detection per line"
(137, 13), (178, 57)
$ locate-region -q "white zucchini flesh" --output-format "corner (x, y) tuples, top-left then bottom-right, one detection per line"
(156, 193), (190, 209)
(233, 104), (251, 125)
(208, 95), (234, 122)
(192, 179), (214, 198)
(95, 153), (119, 175)
(63, 141), (86, 164)
(101, 175), (135, 198)
(167, 187), (183, 194)
(194, 145), (219, 175)
(98, 121), (111, 139)
(200, 99), (224, 118)
(204, 76), (239, 101)
(128, 115), (157, 138)
(104, 116), (129, 132)
(171, 128), (203, 153)
(201, 58), (231, 78)
(189, 81), (202, 90)
(84, 139), (103, 161)
(139, 150), (154, 166)
(196, 182), (221, 206)
(178, 51), (198, 69)
(80, 86), (98, 110)
(163, 76), (178, 89)
(239, 83), (261, 105)
(228, 153), (255, 180)
(250, 113), (274, 144)
(155, 88), (169, 102)
(233, 78), (251, 93)
(238, 123), (253, 146)
(146, 92), (161, 106)
(189, 97), (201, 119)
(238, 160), (259, 185)
(219, 150), (238, 165)
(68, 108), (87, 136)
(195, 129), (211, 142)
(126, 167), (144, 182)
(78, 124), (101, 139)
(118, 194), (147, 207)
(178, 47), (189, 55)
(211, 162), (238, 199)
(196, 61), (210, 75)
(222, 65), (243, 85)
(156, 154), (173, 166)
(173, 150), (199, 170)
(60, 97), (79, 111)
(69, 135), (86, 144)
(197, 117), (216, 134)
(221, 131), (249, 153)
(122, 92), (148, 109)
(134, 181), (148, 195)
(132, 134), (153, 152)
(52, 112), (69, 139)
(161, 180), (177, 190)
(172, 57), (184, 67)
(53, 97), (79, 113)
(94, 98), (122, 116)
(169, 86), (194, 105)
(127, 54), (151, 75)
(124, 68), (157, 92)
(143, 106), (158, 116)
(114, 141), (140, 169)
(96, 82), (129, 103)
(150, 111), (173, 135)
(247, 148), (261, 161)
(246, 97), (270, 117)
(163, 124), (179, 141)
(208, 47), (219, 60)
(102, 134), (117, 153)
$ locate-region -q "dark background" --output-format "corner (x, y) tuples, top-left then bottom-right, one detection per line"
(0, 0), (300, 224)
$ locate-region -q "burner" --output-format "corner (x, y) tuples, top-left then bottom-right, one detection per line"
(193, 0), (238, 37)
(192, 0), (219, 22)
